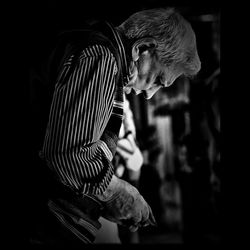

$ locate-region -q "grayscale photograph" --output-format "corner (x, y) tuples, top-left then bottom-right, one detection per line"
(28, 0), (221, 246)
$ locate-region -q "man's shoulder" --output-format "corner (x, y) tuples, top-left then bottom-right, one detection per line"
(82, 44), (115, 58)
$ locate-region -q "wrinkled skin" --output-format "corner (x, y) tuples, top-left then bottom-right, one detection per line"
(95, 175), (156, 232)
(124, 50), (182, 100)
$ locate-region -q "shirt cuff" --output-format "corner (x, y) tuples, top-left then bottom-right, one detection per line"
(98, 140), (113, 162)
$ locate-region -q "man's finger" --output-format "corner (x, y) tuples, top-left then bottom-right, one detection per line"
(140, 205), (157, 227)
(116, 146), (133, 159)
(117, 139), (134, 154)
(126, 133), (137, 149)
(129, 225), (139, 232)
(147, 206), (157, 226)
(138, 220), (149, 227)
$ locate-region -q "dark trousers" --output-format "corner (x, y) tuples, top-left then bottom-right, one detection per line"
(30, 205), (87, 247)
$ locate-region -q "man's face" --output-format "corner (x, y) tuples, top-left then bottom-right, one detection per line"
(124, 51), (182, 99)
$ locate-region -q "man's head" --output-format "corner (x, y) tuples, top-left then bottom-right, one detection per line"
(117, 7), (201, 99)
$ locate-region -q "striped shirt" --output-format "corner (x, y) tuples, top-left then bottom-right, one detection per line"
(40, 22), (129, 197)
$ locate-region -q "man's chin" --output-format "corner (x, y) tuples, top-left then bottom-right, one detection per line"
(129, 89), (151, 99)
(130, 89), (141, 95)
(142, 91), (152, 100)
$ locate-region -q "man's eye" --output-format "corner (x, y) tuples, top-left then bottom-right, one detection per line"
(155, 76), (165, 87)
(155, 79), (164, 87)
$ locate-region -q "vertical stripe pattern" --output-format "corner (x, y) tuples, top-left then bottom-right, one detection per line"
(42, 44), (119, 195)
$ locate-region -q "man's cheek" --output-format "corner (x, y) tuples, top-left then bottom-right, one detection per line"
(141, 60), (151, 75)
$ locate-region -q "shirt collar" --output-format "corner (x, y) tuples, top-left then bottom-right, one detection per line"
(104, 22), (130, 86)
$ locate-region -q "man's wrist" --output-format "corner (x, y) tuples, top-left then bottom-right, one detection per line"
(94, 175), (120, 201)
(100, 131), (118, 157)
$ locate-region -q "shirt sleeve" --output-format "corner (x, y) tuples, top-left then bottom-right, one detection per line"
(41, 44), (119, 195)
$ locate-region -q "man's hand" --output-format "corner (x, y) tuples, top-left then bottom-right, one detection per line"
(116, 133), (143, 172)
(95, 175), (156, 232)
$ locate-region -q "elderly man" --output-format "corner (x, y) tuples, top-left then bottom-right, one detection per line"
(35, 7), (200, 246)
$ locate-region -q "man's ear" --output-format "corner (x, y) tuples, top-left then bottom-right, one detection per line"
(131, 37), (157, 62)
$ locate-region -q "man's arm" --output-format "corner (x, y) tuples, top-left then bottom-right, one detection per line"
(41, 44), (119, 195)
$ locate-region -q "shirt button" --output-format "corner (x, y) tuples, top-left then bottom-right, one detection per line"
(114, 63), (118, 75)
